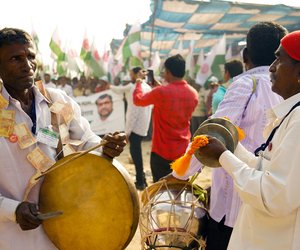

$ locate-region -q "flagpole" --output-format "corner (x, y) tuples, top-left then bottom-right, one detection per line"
(149, 0), (157, 66)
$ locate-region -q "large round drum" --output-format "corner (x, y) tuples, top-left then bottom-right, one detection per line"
(39, 152), (139, 250)
(140, 180), (208, 250)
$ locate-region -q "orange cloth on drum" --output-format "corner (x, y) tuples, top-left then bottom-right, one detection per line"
(171, 135), (209, 176)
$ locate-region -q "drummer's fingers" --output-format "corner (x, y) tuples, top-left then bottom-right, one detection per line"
(24, 212), (42, 226)
(19, 221), (40, 231)
(103, 147), (120, 158)
(112, 131), (124, 137)
(104, 136), (127, 147)
(29, 203), (39, 215)
(104, 142), (125, 152)
(115, 134), (127, 142)
(110, 131), (127, 140)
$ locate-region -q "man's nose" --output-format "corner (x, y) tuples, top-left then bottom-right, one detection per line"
(22, 58), (34, 71)
(269, 61), (276, 72)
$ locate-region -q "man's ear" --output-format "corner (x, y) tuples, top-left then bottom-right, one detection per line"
(242, 47), (249, 65)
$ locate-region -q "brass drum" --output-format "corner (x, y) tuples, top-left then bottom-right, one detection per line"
(193, 118), (238, 168)
(39, 152), (139, 250)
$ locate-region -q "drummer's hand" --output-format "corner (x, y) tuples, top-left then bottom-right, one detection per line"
(15, 201), (42, 231)
(197, 136), (227, 163)
(160, 173), (188, 182)
(102, 131), (127, 159)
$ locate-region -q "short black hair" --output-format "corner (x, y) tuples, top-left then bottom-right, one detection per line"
(96, 94), (112, 104)
(224, 60), (243, 78)
(131, 67), (142, 74)
(247, 22), (288, 66)
(0, 28), (32, 48)
(164, 54), (185, 78)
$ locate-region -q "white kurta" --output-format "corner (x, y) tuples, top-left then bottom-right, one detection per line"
(219, 92), (300, 250)
(125, 81), (152, 136)
(58, 84), (73, 97)
(0, 86), (101, 250)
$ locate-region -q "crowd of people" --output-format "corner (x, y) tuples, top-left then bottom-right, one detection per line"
(1, 18), (300, 250)
(42, 74), (114, 97)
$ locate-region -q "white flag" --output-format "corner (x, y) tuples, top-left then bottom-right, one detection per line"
(196, 35), (226, 86)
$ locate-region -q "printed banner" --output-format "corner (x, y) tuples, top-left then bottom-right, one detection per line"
(75, 90), (125, 135)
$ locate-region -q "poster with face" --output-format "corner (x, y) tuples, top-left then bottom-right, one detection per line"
(74, 90), (125, 135)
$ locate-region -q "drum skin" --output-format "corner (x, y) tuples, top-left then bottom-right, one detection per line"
(39, 152), (139, 250)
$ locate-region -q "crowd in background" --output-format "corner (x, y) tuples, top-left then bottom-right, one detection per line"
(40, 57), (244, 138)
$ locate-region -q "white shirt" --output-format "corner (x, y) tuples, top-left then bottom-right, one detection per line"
(58, 84), (73, 97)
(110, 83), (134, 102)
(220, 92), (300, 250)
(90, 111), (124, 136)
(125, 82), (152, 136)
(0, 86), (101, 250)
(43, 82), (56, 89)
(172, 66), (282, 227)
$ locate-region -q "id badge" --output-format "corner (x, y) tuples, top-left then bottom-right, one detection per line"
(37, 128), (59, 148)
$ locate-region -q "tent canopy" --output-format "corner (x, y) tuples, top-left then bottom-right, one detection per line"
(113, 0), (300, 58)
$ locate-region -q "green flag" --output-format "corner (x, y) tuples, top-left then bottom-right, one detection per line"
(122, 24), (142, 68)
(49, 28), (67, 76)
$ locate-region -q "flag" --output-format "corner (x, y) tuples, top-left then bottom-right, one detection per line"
(84, 40), (106, 78)
(49, 27), (65, 61)
(67, 47), (83, 75)
(31, 27), (43, 73)
(80, 32), (106, 78)
(49, 27), (67, 76)
(195, 35), (226, 86)
(194, 49), (204, 77)
(116, 23), (143, 69)
(80, 31), (90, 61)
(102, 49), (109, 73)
(186, 40), (195, 78)
(178, 40), (184, 54)
(31, 29), (39, 52)
(225, 44), (233, 61)
(56, 60), (68, 76)
(149, 51), (161, 75)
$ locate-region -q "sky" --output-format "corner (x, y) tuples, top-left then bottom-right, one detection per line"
(1, 0), (299, 65)
(0, 0), (152, 64)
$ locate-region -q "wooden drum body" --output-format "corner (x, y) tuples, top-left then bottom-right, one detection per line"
(39, 152), (139, 250)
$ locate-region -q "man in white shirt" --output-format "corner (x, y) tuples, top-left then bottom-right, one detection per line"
(125, 67), (152, 190)
(195, 30), (300, 250)
(57, 76), (73, 97)
(0, 27), (126, 250)
(43, 73), (56, 89)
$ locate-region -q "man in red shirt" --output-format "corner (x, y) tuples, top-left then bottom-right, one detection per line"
(133, 54), (198, 182)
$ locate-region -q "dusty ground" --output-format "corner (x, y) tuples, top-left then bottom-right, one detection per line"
(115, 140), (212, 250)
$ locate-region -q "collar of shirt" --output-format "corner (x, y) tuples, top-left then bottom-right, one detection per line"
(1, 85), (51, 109)
(167, 79), (187, 85)
(233, 66), (270, 82)
(272, 92), (300, 119)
